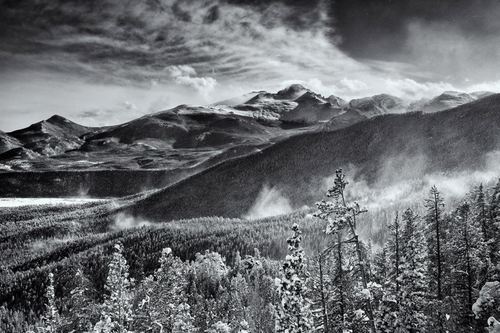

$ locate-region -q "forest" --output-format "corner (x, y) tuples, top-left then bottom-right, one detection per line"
(1, 170), (500, 333)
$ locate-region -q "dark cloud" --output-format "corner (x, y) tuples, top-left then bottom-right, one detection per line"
(333, 0), (500, 56)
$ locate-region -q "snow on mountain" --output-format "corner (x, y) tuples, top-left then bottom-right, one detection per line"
(348, 94), (406, 117)
(408, 91), (479, 113)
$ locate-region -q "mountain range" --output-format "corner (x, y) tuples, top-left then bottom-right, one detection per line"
(0, 85), (498, 203)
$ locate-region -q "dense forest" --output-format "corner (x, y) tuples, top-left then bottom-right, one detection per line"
(2, 170), (500, 332)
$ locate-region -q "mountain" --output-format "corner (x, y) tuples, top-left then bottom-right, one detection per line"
(7, 115), (94, 156)
(2, 85), (497, 197)
(126, 94), (500, 221)
(0, 85), (354, 174)
(348, 94), (406, 117)
(280, 91), (345, 124)
(409, 91), (494, 113)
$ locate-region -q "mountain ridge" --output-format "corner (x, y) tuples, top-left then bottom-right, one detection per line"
(125, 93), (500, 221)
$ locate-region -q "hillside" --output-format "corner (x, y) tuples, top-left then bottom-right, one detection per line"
(0, 131), (21, 155)
(127, 94), (500, 221)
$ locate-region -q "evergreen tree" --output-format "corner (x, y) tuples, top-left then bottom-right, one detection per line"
(37, 272), (61, 333)
(488, 180), (500, 279)
(315, 169), (377, 333)
(275, 224), (313, 333)
(398, 208), (429, 332)
(446, 202), (487, 331)
(387, 213), (402, 296)
(94, 243), (133, 333)
(424, 186), (446, 332)
(136, 247), (188, 332)
(472, 184), (492, 286)
(172, 303), (198, 333)
(68, 268), (94, 332)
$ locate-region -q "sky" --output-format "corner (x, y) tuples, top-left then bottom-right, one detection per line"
(1, 0), (500, 131)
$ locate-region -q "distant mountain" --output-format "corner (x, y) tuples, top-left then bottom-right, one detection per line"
(409, 91), (494, 113)
(8, 115), (94, 156)
(0, 85), (357, 174)
(348, 94), (406, 117)
(126, 94), (500, 221)
(1, 85), (497, 197)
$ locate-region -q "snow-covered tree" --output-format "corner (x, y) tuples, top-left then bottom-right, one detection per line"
(315, 169), (376, 333)
(445, 202), (487, 331)
(488, 180), (500, 279)
(398, 208), (429, 332)
(424, 186), (447, 332)
(37, 272), (61, 333)
(68, 268), (94, 332)
(172, 303), (198, 333)
(207, 321), (231, 333)
(275, 223), (313, 333)
(473, 281), (500, 332)
(136, 247), (188, 332)
(94, 243), (133, 333)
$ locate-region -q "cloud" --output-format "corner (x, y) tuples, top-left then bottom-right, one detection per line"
(165, 65), (217, 97)
(403, 19), (500, 84)
(1, 0), (499, 130)
(244, 185), (294, 220)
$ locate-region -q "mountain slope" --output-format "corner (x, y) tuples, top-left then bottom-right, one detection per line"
(0, 131), (21, 154)
(348, 94), (406, 117)
(127, 94), (500, 221)
(409, 91), (494, 113)
(7, 115), (94, 156)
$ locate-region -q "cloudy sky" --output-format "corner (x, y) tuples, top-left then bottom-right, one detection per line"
(1, 0), (500, 130)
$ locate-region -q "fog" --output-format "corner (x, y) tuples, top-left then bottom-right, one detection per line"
(111, 213), (155, 231)
(244, 185), (293, 220)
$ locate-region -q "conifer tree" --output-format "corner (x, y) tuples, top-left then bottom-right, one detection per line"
(68, 268), (94, 332)
(425, 186), (445, 302)
(398, 208), (429, 332)
(95, 243), (133, 333)
(38, 272), (60, 333)
(137, 247), (188, 332)
(275, 224), (313, 333)
(315, 169), (376, 333)
(172, 303), (198, 333)
(488, 180), (500, 279)
(387, 213), (401, 296)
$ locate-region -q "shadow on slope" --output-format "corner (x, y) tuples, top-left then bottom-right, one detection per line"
(126, 94), (500, 221)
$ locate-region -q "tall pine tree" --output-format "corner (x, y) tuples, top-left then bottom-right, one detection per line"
(275, 224), (313, 333)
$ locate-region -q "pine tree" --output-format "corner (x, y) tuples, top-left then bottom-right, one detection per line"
(308, 252), (337, 333)
(275, 224), (313, 333)
(398, 208), (429, 332)
(425, 186), (445, 302)
(136, 247), (188, 332)
(488, 180), (500, 279)
(172, 303), (198, 333)
(387, 213), (401, 296)
(68, 268), (94, 332)
(424, 186), (446, 332)
(446, 202), (487, 331)
(315, 169), (376, 333)
(472, 184), (492, 286)
(37, 272), (60, 333)
(94, 243), (133, 333)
